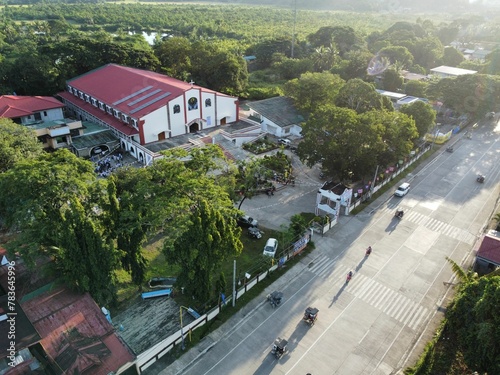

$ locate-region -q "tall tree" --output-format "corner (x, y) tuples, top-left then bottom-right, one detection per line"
(284, 71), (345, 113)
(335, 78), (393, 114)
(0, 119), (43, 173)
(399, 101), (436, 138)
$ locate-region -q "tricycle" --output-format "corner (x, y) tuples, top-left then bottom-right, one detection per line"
(303, 307), (319, 326)
(271, 337), (288, 359)
(266, 291), (283, 308)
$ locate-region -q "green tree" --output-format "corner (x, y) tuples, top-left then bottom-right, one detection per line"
(404, 80), (428, 97)
(163, 199), (242, 302)
(442, 46), (465, 67)
(284, 71), (345, 113)
(382, 68), (404, 92)
(335, 78), (393, 114)
(298, 105), (377, 181)
(484, 48), (500, 76)
(0, 119), (43, 173)
(0, 149), (118, 304)
(378, 45), (414, 69)
(155, 36), (192, 81)
(399, 100), (436, 138)
(333, 50), (373, 81)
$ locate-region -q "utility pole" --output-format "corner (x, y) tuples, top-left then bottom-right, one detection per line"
(232, 260), (236, 307)
(369, 165), (379, 199)
(291, 0), (297, 58)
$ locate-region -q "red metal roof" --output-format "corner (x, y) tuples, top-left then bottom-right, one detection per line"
(476, 234), (500, 265)
(0, 95), (64, 118)
(65, 64), (228, 120)
(21, 287), (134, 375)
(58, 92), (139, 136)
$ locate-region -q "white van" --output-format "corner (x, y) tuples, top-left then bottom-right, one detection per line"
(263, 238), (278, 257)
(394, 182), (410, 197)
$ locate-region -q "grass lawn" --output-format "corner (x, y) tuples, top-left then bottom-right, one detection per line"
(114, 226), (283, 312)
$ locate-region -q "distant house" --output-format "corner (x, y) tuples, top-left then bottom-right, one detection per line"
(400, 70), (429, 82)
(0, 95), (64, 125)
(58, 64), (239, 165)
(246, 96), (304, 138)
(376, 89), (407, 105)
(430, 65), (478, 78)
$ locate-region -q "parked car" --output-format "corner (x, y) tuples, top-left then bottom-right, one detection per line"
(394, 182), (410, 197)
(237, 215), (258, 228)
(278, 138), (291, 147)
(263, 238), (278, 257)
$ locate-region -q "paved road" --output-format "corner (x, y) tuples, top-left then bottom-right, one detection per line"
(160, 118), (500, 375)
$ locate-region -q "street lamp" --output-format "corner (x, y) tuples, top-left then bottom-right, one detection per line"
(179, 306), (189, 350)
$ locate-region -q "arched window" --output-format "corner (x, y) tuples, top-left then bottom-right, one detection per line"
(205, 98), (212, 107)
(188, 97), (198, 110)
(173, 104), (180, 114)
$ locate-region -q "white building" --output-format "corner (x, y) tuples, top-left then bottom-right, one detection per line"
(246, 96), (304, 138)
(58, 64), (239, 164)
(430, 65), (478, 78)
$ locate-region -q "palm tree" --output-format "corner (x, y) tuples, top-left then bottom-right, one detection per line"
(446, 256), (478, 284)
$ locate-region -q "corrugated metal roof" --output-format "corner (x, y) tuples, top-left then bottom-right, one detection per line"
(247, 96), (304, 128)
(21, 287), (134, 375)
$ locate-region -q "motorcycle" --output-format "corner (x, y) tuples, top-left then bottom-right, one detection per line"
(248, 226), (263, 239)
(271, 338), (288, 359)
(395, 210), (404, 219)
(477, 174), (485, 183)
(446, 146), (454, 153)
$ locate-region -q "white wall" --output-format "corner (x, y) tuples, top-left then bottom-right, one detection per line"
(45, 108), (64, 121)
(185, 88), (202, 125)
(201, 92), (216, 129)
(142, 106), (169, 143)
(168, 96), (186, 137)
(216, 95), (237, 124)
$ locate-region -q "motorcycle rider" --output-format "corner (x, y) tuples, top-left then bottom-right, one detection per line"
(346, 271), (353, 283)
(366, 246), (372, 255)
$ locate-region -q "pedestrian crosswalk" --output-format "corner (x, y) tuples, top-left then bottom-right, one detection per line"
(307, 256), (428, 331)
(385, 208), (476, 245)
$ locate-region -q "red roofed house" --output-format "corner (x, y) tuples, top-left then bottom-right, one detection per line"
(58, 64), (239, 165)
(0, 95), (64, 125)
(20, 286), (135, 375)
(0, 95), (89, 151)
(475, 233), (500, 271)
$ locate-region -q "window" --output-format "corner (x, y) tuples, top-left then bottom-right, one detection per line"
(188, 97), (198, 110)
(43, 111), (47, 116)
(173, 104), (180, 114)
(205, 98), (212, 107)
(68, 86), (73, 94)
(73, 90), (78, 97)
(34, 113), (42, 121)
(132, 119), (138, 129)
(122, 114), (128, 123)
(79, 92), (84, 99)
(91, 98), (97, 107)
(99, 102), (104, 110)
(84, 94), (90, 103)
(106, 106), (112, 114)
(113, 109), (118, 117)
